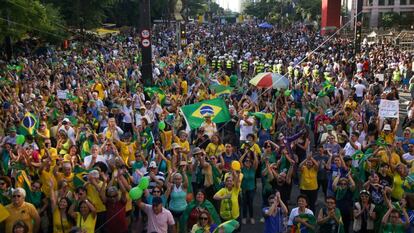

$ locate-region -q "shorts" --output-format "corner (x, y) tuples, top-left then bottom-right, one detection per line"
(170, 209), (184, 218)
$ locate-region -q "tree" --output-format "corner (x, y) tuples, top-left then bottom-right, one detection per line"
(45, 0), (115, 29)
(0, 0), (66, 44)
(381, 12), (400, 29)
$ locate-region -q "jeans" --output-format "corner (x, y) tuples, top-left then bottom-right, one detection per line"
(242, 189), (255, 218)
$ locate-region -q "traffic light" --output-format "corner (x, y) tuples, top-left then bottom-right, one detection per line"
(180, 23), (187, 47)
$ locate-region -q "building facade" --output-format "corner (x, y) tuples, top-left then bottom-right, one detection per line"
(346, 0), (414, 28)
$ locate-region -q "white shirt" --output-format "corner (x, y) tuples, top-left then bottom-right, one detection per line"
(83, 154), (107, 168)
(354, 83), (366, 97)
(344, 141), (361, 167)
(121, 105), (133, 124)
(403, 152), (414, 163)
(287, 207), (314, 226)
(239, 118), (254, 141)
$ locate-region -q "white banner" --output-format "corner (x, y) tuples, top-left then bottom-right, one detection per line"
(379, 99), (399, 118)
(57, 90), (68, 99)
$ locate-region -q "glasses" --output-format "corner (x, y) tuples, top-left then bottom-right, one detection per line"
(153, 190), (161, 194)
(199, 217), (208, 220)
(107, 195), (117, 198)
(0, 182), (5, 185)
(32, 185), (40, 189)
(12, 195), (21, 198)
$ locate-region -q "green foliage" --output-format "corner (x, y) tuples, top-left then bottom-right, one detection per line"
(244, 0), (321, 22)
(381, 12), (401, 28)
(45, 0), (115, 29)
(0, 0), (66, 43)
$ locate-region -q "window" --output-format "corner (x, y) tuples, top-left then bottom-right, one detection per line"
(388, 0), (394, 5)
(378, 0), (385, 5)
(400, 0), (407, 5)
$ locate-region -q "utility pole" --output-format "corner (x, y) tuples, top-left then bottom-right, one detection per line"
(354, 0), (363, 54)
(139, 0), (153, 86)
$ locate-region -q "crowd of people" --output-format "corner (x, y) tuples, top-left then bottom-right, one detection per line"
(0, 21), (414, 233)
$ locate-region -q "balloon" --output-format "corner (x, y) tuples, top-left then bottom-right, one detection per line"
(158, 121), (166, 131)
(138, 177), (150, 190)
(16, 135), (25, 145)
(231, 161), (241, 171)
(129, 187), (143, 200)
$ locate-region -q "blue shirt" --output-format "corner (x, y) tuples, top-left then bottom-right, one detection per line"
(263, 207), (285, 233)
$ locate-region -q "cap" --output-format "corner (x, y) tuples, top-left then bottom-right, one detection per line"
(62, 118), (70, 123)
(360, 189), (370, 196)
(179, 130), (188, 136)
(89, 170), (100, 178)
(152, 196), (163, 205)
(383, 124), (391, 131)
(9, 126), (16, 132)
(139, 106), (146, 110)
(172, 143), (181, 150)
(149, 161), (157, 168)
(326, 125), (334, 131)
(192, 147), (202, 155)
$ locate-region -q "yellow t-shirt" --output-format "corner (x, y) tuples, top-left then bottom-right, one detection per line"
(300, 165), (318, 190)
(115, 141), (137, 166)
(174, 136), (190, 154)
(40, 148), (59, 165)
(75, 212), (97, 233)
(56, 172), (75, 192)
(216, 187), (241, 220)
(391, 173), (404, 200)
(379, 132), (396, 145)
(379, 150), (401, 168)
(205, 143), (225, 157)
(40, 169), (57, 197)
(181, 80), (188, 95)
(92, 82), (105, 100)
(5, 202), (39, 233)
(86, 182), (106, 213)
(241, 143), (262, 156)
(53, 208), (73, 233)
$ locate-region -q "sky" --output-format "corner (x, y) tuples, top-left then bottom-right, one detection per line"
(216, 0), (241, 13)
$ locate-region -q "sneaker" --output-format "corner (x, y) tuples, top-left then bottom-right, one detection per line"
(260, 217), (265, 223)
(250, 218), (255, 224)
(242, 218), (247, 224)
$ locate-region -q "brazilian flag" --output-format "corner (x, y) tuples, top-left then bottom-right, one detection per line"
(180, 98), (231, 130)
(210, 84), (234, 96)
(144, 87), (166, 105)
(248, 112), (274, 129)
(292, 213), (316, 233)
(73, 166), (92, 188)
(18, 112), (39, 136)
(141, 127), (154, 150)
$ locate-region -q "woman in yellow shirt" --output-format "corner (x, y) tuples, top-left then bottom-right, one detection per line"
(50, 180), (74, 233)
(299, 154), (319, 212)
(69, 200), (97, 233)
(205, 134), (225, 157)
(213, 171), (241, 221)
(391, 164), (407, 201)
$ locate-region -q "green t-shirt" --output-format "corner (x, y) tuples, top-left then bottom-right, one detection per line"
(241, 167), (255, 191)
(382, 223), (405, 233)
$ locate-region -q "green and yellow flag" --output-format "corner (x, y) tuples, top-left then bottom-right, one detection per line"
(180, 98), (231, 130)
(210, 84), (233, 96)
(248, 112), (274, 129)
(18, 112), (39, 136)
(144, 87), (166, 105)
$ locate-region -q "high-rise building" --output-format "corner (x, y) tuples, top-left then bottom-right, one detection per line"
(346, 0), (414, 28)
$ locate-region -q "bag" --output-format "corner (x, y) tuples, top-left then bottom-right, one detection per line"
(220, 198), (233, 220)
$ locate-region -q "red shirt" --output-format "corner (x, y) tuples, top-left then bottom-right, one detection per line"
(105, 200), (128, 233)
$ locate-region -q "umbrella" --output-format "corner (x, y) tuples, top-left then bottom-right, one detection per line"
(249, 72), (289, 90)
(258, 22), (273, 29)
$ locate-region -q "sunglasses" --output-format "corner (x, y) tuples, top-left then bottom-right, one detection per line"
(153, 190), (161, 193)
(0, 182), (5, 185)
(12, 195), (21, 198)
(199, 217), (208, 220)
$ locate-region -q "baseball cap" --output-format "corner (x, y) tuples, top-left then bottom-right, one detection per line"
(383, 124), (391, 131)
(149, 161), (157, 168)
(62, 118), (70, 124)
